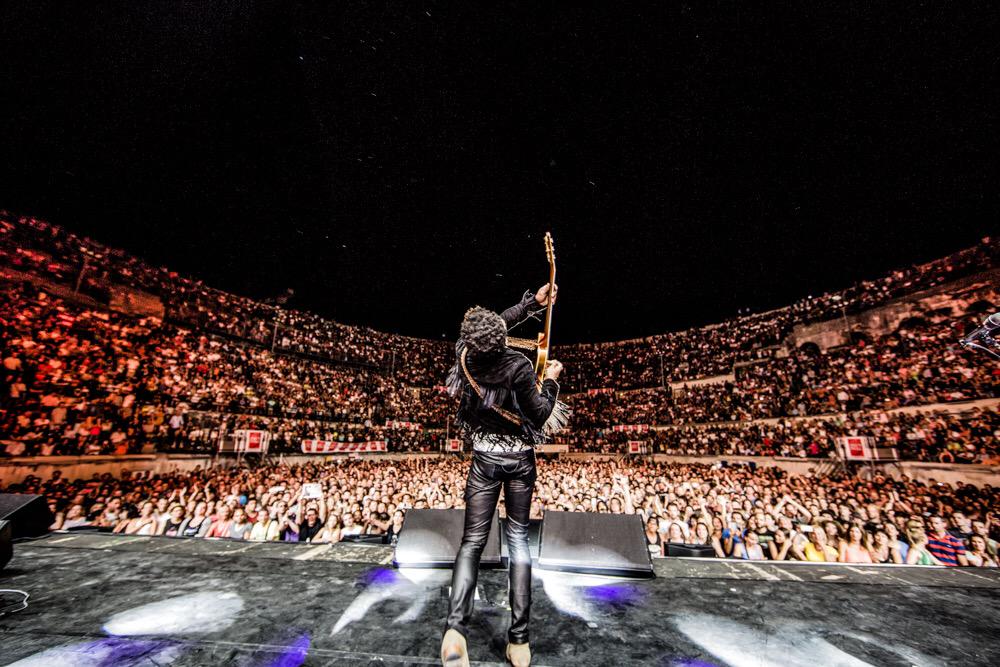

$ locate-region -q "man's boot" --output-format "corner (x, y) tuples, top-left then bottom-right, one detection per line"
(441, 629), (469, 667)
(506, 642), (530, 667)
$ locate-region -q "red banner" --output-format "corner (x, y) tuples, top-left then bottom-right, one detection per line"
(301, 440), (388, 454)
(627, 440), (649, 454)
(244, 430), (264, 452)
(838, 436), (873, 461)
(444, 438), (462, 452)
(228, 429), (271, 454)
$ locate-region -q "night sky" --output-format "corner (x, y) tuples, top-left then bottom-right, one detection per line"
(1, 2), (997, 342)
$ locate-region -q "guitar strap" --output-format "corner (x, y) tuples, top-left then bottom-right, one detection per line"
(460, 348), (524, 426)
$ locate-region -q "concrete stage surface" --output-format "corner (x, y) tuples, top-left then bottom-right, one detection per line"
(1, 533), (999, 666)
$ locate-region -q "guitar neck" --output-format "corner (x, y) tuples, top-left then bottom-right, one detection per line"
(541, 266), (555, 347)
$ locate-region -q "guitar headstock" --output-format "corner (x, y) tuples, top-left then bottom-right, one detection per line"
(544, 232), (555, 264)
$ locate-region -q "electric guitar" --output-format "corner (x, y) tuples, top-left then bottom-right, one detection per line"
(534, 232), (556, 384)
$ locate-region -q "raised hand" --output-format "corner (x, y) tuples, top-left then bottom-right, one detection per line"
(535, 283), (558, 306)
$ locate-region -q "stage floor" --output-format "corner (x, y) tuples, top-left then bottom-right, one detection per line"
(1, 533), (999, 666)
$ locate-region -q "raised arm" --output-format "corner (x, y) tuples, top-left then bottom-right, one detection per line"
(619, 476), (635, 514)
(770, 538), (792, 561)
(500, 291), (544, 330)
(784, 496), (814, 523)
(318, 496), (328, 524)
(769, 496), (788, 518)
(284, 510), (300, 535)
(790, 539), (807, 561)
(652, 493), (665, 517)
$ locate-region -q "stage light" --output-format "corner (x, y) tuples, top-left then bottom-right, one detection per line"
(331, 567), (444, 634)
(674, 613), (875, 667)
(582, 581), (645, 606)
(6, 638), (182, 666)
(249, 631), (311, 667)
(103, 592), (244, 636)
(535, 569), (639, 624)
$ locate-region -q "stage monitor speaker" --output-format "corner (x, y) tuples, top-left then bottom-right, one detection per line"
(538, 511), (654, 578)
(0, 520), (11, 572)
(0, 494), (53, 539)
(665, 543), (717, 558)
(394, 508), (501, 568)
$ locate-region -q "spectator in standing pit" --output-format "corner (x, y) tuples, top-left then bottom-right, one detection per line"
(4, 454), (1000, 567)
(296, 506), (325, 542)
(866, 529), (903, 564)
(925, 515), (969, 566)
(966, 535), (999, 567)
(114, 501), (158, 535)
(249, 508), (280, 541)
(340, 513), (363, 537)
(315, 515), (342, 543)
(229, 508), (253, 540)
(205, 505), (234, 538)
(51, 503), (90, 530)
(278, 502), (299, 542)
(885, 522), (909, 562)
(178, 502), (211, 537)
(796, 527), (838, 562)
(949, 512), (974, 542)
(732, 530), (766, 560)
(905, 520), (942, 566)
(645, 517), (665, 557)
(159, 504), (186, 536)
(384, 510), (406, 546)
(971, 518), (998, 558)
(838, 525), (874, 563)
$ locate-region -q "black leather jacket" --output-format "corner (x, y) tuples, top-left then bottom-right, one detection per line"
(450, 291), (560, 444)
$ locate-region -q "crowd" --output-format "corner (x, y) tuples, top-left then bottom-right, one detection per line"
(2, 212), (999, 568)
(0, 283), (450, 456)
(559, 405), (1000, 463)
(1, 212), (998, 464)
(557, 236), (999, 390)
(4, 457), (994, 567)
(3, 212), (997, 392)
(567, 314), (998, 427)
(0, 213), (453, 383)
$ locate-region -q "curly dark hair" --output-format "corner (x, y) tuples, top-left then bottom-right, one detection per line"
(460, 306), (506, 356)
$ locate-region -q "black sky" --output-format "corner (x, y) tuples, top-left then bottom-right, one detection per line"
(1, 2), (997, 342)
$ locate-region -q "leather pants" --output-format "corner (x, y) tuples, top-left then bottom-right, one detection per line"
(445, 448), (536, 644)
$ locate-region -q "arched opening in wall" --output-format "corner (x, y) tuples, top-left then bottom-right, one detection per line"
(797, 341), (821, 356)
(966, 299), (995, 315)
(898, 316), (929, 331)
(849, 331), (872, 346)
(927, 306), (954, 320)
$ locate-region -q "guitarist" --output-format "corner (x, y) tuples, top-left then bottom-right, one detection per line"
(441, 283), (564, 667)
